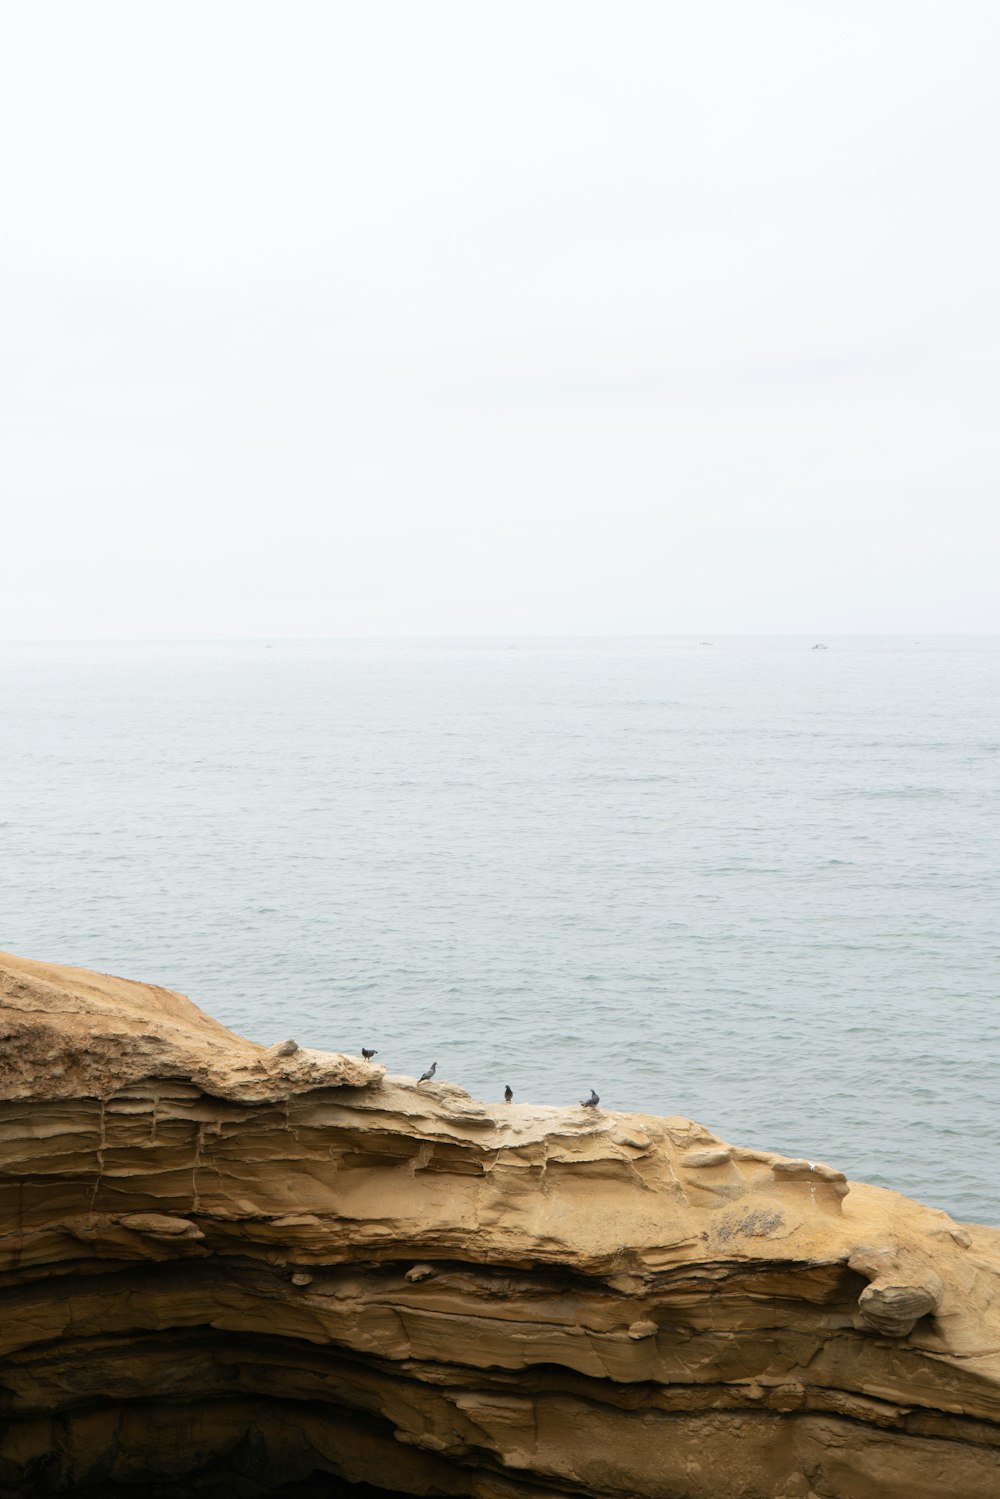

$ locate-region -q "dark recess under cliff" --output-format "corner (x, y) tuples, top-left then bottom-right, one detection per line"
(56, 1478), (413, 1499)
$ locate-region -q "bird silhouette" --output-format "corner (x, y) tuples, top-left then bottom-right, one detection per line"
(504, 1085), (513, 1103)
(361, 1048), (377, 1061)
(418, 1062), (437, 1083)
(580, 1089), (599, 1108)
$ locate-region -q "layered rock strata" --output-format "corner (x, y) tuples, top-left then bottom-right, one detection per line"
(2, 950), (1000, 1498)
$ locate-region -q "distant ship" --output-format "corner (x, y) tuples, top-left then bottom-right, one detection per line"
(811, 643), (828, 650)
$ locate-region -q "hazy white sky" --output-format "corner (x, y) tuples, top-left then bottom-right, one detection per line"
(2, 2), (998, 636)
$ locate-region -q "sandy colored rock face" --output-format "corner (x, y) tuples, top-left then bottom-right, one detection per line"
(2, 949), (1000, 1498)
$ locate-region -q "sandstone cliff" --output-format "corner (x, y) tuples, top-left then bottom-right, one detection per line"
(1, 950), (1000, 1498)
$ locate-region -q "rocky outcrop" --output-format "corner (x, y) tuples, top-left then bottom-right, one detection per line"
(2, 950), (1000, 1498)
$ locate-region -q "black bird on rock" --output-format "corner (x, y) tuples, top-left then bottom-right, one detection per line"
(418, 1061), (437, 1084)
(504, 1085), (513, 1103)
(361, 1048), (378, 1061)
(580, 1089), (599, 1108)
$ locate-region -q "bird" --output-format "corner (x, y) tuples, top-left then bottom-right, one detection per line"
(504, 1085), (513, 1103)
(418, 1062), (437, 1084)
(580, 1089), (599, 1108)
(361, 1048), (378, 1061)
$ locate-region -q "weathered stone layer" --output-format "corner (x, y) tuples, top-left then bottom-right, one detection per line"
(2, 950), (1000, 1498)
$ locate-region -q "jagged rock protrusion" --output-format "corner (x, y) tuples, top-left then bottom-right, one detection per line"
(849, 1245), (944, 1336)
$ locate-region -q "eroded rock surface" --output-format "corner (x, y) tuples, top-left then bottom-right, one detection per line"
(2, 950), (1000, 1498)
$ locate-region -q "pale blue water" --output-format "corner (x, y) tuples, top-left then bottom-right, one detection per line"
(2, 637), (998, 1225)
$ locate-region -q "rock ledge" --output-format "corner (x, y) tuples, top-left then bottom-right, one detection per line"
(2, 950), (1000, 1499)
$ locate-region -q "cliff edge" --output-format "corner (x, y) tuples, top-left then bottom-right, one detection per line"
(2, 950), (999, 1498)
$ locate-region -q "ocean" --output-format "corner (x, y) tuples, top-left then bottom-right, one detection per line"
(2, 636), (998, 1226)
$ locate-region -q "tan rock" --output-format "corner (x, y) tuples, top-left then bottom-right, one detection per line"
(2, 948), (1000, 1498)
(119, 1212), (204, 1238)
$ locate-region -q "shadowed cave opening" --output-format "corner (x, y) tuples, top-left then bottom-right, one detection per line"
(58, 1480), (414, 1498)
(14, 1459), (436, 1499)
(4, 1398), (474, 1499)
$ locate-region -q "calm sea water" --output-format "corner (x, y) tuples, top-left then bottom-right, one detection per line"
(2, 638), (998, 1225)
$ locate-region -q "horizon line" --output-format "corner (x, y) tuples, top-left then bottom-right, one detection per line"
(3, 632), (999, 645)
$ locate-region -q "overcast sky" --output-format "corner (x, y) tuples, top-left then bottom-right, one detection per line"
(2, 2), (998, 637)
